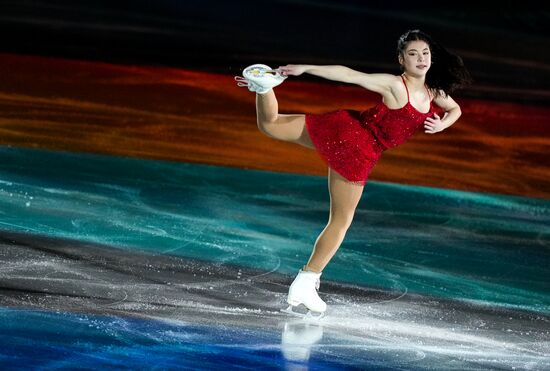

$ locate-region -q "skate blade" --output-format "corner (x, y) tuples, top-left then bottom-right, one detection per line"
(281, 305), (325, 320)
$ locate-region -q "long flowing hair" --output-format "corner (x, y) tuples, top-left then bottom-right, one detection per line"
(397, 30), (472, 98)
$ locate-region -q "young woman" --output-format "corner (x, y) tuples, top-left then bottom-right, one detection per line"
(234, 29), (471, 316)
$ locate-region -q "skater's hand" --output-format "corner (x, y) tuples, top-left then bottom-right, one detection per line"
(277, 64), (307, 77)
(424, 113), (446, 134)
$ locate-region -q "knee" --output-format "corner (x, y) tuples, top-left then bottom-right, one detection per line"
(256, 118), (279, 139)
(257, 114), (278, 128)
(328, 213), (355, 231)
(256, 121), (274, 138)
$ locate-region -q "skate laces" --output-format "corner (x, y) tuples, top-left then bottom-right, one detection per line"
(234, 76), (249, 87)
(235, 76), (261, 92)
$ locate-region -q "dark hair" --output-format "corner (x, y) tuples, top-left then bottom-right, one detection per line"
(397, 29), (472, 98)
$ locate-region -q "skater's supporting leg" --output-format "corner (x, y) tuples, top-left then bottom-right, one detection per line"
(255, 91), (314, 149)
(304, 168), (364, 273)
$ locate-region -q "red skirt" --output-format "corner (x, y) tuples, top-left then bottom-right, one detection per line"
(305, 109), (384, 186)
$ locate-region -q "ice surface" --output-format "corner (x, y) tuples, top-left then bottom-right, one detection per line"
(0, 146), (549, 370)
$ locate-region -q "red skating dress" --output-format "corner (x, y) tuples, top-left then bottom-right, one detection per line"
(305, 75), (435, 185)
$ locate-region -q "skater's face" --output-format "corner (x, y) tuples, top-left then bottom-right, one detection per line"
(399, 40), (431, 76)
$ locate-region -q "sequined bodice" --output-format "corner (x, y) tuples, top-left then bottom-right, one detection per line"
(360, 101), (433, 150)
(360, 76), (434, 151)
(304, 75), (436, 185)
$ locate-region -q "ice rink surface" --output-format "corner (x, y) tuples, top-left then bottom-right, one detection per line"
(0, 146), (549, 370)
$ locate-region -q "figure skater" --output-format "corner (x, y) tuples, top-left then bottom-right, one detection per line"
(234, 29), (471, 317)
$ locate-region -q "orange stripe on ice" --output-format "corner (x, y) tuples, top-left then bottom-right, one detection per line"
(0, 53), (548, 198)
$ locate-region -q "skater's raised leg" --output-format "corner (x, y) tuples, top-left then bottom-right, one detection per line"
(256, 91), (314, 149)
(235, 64), (314, 149)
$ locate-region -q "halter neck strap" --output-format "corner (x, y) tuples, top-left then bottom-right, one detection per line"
(400, 75), (410, 103)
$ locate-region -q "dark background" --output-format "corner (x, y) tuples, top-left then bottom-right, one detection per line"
(1, 0), (549, 104)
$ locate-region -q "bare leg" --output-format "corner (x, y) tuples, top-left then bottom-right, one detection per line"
(304, 168), (364, 273)
(256, 91), (359, 272)
(256, 90), (314, 149)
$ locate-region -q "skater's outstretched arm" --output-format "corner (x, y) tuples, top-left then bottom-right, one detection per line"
(277, 64), (395, 94)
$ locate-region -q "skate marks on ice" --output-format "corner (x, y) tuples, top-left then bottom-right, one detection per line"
(1, 145), (549, 314)
(1, 230), (549, 370)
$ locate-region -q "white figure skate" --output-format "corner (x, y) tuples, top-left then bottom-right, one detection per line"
(282, 270), (327, 319)
(234, 63), (287, 94)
